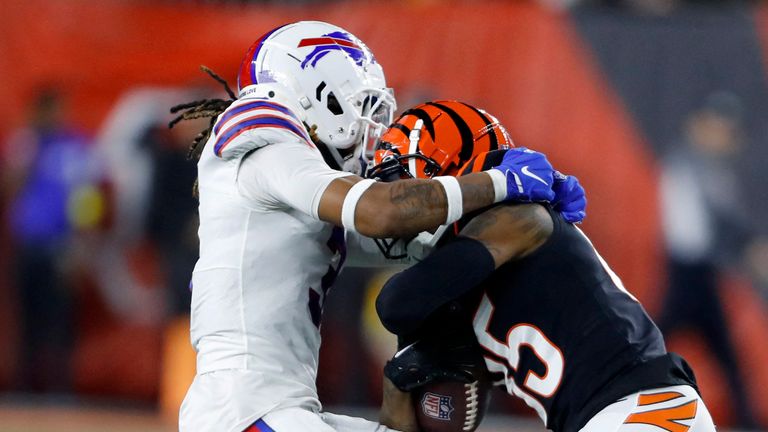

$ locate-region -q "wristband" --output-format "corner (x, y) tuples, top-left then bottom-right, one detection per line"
(433, 176), (463, 225)
(486, 169), (508, 203)
(341, 179), (376, 232)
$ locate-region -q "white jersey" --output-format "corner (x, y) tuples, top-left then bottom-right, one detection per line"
(180, 95), (352, 431)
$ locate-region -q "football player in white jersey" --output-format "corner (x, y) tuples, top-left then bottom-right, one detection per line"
(170, 21), (582, 432)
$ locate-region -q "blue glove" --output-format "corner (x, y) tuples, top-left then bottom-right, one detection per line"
(491, 147), (555, 203)
(552, 171), (586, 223)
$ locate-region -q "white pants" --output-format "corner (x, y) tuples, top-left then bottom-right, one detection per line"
(180, 369), (399, 432)
(580, 385), (716, 432)
(253, 407), (400, 432)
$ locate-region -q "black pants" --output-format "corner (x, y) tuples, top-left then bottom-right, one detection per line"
(15, 244), (73, 392)
(658, 259), (757, 428)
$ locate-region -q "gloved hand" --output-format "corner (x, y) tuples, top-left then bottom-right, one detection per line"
(384, 339), (487, 392)
(552, 171), (587, 223)
(490, 147), (555, 203)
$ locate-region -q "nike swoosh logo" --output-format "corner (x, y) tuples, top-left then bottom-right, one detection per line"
(393, 342), (417, 358)
(521, 166), (549, 186)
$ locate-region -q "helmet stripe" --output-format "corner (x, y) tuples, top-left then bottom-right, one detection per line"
(460, 102), (498, 150)
(426, 102), (474, 166)
(297, 37), (361, 50)
(400, 108), (435, 142)
(238, 24), (287, 91)
(389, 122), (411, 139)
(238, 41), (259, 91)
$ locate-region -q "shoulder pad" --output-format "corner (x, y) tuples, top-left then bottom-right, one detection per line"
(211, 98), (312, 160)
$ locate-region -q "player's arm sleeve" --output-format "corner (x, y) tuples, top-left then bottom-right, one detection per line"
(376, 237), (495, 336)
(237, 141), (352, 219)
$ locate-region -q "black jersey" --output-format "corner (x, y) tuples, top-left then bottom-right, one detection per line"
(435, 149), (699, 431)
(377, 149), (699, 431)
(470, 205), (697, 432)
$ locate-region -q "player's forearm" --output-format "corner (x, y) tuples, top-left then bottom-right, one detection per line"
(460, 203), (553, 267)
(457, 171), (497, 214)
(317, 172), (498, 238)
(355, 179), (445, 238)
(355, 172), (495, 238)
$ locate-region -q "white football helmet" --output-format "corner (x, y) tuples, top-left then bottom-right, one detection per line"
(237, 21), (395, 168)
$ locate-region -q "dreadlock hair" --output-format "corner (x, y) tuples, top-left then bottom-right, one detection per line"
(169, 65), (237, 196)
(169, 65), (237, 161)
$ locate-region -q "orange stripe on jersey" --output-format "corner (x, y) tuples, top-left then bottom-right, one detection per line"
(456, 151), (488, 177)
(624, 400), (698, 432)
(638, 391), (685, 406)
(472, 152), (489, 173)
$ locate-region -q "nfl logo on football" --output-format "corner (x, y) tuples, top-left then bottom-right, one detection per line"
(421, 392), (454, 421)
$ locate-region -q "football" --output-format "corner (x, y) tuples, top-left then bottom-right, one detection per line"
(412, 377), (492, 432)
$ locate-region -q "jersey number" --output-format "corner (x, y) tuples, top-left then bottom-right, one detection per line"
(472, 228), (635, 423)
(473, 293), (564, 423)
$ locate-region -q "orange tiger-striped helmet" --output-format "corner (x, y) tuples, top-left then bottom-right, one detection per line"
(367, 100), (513, 181)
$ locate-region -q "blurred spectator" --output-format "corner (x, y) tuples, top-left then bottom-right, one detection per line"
(1, 88), (103, 393)
(141, 121), (199, 315)
(658, 91), (758, 428)
(92, 88), (206, 323)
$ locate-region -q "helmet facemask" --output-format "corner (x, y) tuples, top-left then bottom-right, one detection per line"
(313, 85), (395, 173)
(358, 89), (396, 164)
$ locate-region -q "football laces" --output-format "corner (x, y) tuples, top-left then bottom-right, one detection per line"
(463, 380), (480, 431)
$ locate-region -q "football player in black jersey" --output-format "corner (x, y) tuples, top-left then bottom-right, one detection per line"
(368, 101), (715, 432)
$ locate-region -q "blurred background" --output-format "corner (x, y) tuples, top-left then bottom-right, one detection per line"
(1, 0), (768, 431)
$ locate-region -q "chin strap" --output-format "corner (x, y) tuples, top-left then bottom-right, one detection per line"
(315, 139), (345, 171)
(314, 131), (365, 175)
(342, 144), (364, 175)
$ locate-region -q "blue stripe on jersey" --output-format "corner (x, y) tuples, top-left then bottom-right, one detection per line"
(213, 116), (308, 156)
(254, 419), (275, 432)
(214, 100), (299, 135)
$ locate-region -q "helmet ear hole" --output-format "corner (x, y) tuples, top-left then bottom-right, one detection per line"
(327, 92), (343, 115)
(315, 82), (327, 101)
